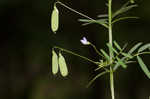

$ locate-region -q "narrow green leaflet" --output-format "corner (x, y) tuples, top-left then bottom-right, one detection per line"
(52, 50), (59, 75)
(86, 71), (108, 88)
(128, 42), (143, 54)
(100, 49), (110, 61)
(116, 57), (127, 69)
(112, 17), (139, 24)
(107, 43), (118, 54)
(130, 0), (135, 3)
(138, 43), (150, 52)
(122, 43), (128, 51)
(95, 61), (110, 71)
(112, 4), (138, 18)
(78, 19), (108, 28)
(113, 41), (122, 51)
(137, 56), (150, 79)
(126, 60), (136, 64)
(51, 5), (59, 33)
(113, 57), (126, 71)
(78, 19), (107, 24)
(59, 53), (68, 77)
(121, 52), (133, 58)
(97, 14), (108, 18)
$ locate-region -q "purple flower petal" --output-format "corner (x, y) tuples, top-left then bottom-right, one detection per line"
(80, 37), (90, 45)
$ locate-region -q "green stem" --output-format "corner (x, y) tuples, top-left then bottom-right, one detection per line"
(110, 69), (115, 99)
(108, 0), (113, 58)
(55, 1), (109, 28)
(108, 0), (115, 99)
(56, 1), (94, 20)
(90, 43), (104, 57)
(54, 46), (98, 65)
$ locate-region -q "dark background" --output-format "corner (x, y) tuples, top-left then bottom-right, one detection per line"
(0, 0), (150, 99)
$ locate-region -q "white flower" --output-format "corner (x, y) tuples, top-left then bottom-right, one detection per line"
(80, 37), (90, 45)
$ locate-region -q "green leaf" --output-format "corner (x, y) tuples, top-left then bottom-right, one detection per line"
(95, 61), (109, 71)
(51, 5), (59, 33)
(78, 19), (108, 28)
(113, 41), (122, 51)
(116, 57), (127, 69)
(138, 43), (150, 52)
(59, 53), (68, 77)
(100, 49), (110, 61)
(106, 43), (118, 54)
(86, 71), (108, 88)
(128, 42), (143, 54)
(112, 16), (139, 24)
(130, 0), (135, 3)
(122, 1), (130, 8)
(113, 57), (126, 71)
(121, 52), (133, 58)
(122, 43), (128, 51)
(97, 14), (108, 18)
(137, 56), (150, 79)
(52, 50), (59, 75)
(126, 61), (136, 64)
(112, 4), (138, 18)
(78, 19), (107, 24)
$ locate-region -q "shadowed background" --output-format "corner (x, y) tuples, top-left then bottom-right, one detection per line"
(0, 0), (150, 99)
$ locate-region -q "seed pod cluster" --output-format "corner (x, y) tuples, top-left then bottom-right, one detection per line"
(52, 50), (68, 77)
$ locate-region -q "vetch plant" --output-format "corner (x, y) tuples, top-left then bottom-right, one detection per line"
(51, 0), (150, 99)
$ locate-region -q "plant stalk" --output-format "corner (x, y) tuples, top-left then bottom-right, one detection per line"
(108, 0), (115, 99)
(110, 68), (115, 99)
(54, 46), (98, 65)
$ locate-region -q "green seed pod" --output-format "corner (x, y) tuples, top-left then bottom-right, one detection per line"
(52, 50), (59, 75)
(51, 5), (59, 33)
(58, 53), (68, 77)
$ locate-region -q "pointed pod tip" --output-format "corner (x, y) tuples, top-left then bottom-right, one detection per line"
(53, 31), (57, 34)
(62, 72), (68, 77)
(52, 72), (57, 75)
